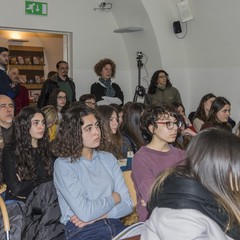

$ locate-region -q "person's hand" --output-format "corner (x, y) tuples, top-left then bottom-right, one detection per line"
(112, 192), (121, 204)
(141, 199), (146, 207)
(70, 214), (108, 228)
(70, 215), (95, 228)
(182, 128), (196, 136)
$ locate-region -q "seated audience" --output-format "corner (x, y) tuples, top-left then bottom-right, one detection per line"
(0, 95), (14, 194)
(132, 104), (185, 222)
(121, 102), (146, 155)
(2, 107), (54, 202)
(142, 129), (240, 240)
(200, 96), (232, 132)
(48, 88), (69, 121)
(97, 105), (123, 160)
(41, 105), (58, 141)
(51, 105), (133, 240)
(192, 93), (216, 132)
(79, 93), (97, 109)
(110, 103), (124, 129)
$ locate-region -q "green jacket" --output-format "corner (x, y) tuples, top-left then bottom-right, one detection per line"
(144, 86), (182, 106)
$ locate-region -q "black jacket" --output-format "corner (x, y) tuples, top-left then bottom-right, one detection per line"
(22, 181), (65, 240)
(37, 75), (76, 108)
(147, 174), (240, 240)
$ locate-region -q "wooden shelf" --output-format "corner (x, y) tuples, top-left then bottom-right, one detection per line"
(9, 65), (44, 70)
(21, 83), (43, 90)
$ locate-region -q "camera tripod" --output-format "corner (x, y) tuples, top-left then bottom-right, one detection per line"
(133, 53), (146, 102)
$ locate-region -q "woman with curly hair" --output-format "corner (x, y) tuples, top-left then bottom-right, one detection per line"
(91, 58), (124, 106)
(48, 88), (69, 121)
(142, 129), (240, 239)
(2, 106), (54, 202)
(144, 70), (182, 106)
(51, 105), (133, 240)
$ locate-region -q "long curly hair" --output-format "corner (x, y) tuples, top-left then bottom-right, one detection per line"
(94, 58), (116, 78)
(48, 88), (70, 113)
(51, 106), (101, 161)
(14, 107), (53, 181)
(147, 70), (172, 94)
(96, 105), (122, 159)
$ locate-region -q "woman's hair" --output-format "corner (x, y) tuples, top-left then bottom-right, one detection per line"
(79, 94), (96, 103)
(149, 128), (240, 230)
(96, 105), (122, 159)
(147, 70), (172, 95)
(207, 96), (230, 123)
(171, 102), (185, 115)
(194, 93), (216, 122)
(141, 104), (180, 137)
(122, 102), (146, 149)
(41, 105), (58, 127)
(51, 106), (100, 161)
(13, 106), (53, 180)
(94, 58), (116, 78)
(48, 88), (70, 112)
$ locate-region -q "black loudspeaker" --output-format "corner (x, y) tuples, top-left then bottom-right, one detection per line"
(173, 21), (182, 34)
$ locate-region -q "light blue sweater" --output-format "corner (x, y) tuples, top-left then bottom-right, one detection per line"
(54, 150), (133, 224)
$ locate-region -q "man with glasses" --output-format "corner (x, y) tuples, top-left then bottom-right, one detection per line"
(0, 47), (19, 99)
(132, 104), (185, 222)
(38, 61), (76, 108)
(0, 95), (14, 192)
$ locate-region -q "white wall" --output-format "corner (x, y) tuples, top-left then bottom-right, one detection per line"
(1, 0), (240, 123)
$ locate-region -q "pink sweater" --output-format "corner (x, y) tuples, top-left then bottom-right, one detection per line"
(132, 145), (185, 221)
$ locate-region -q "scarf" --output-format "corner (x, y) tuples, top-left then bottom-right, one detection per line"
(99, 78), (116, 97)
(147, 174), (240, 240)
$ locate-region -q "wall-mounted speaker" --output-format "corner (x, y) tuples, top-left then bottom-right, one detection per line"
(173, 21), (182, 34)
(177, 0), (193, 23)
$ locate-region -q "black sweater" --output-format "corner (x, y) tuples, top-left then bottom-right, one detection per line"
(2, 144), (53, 202)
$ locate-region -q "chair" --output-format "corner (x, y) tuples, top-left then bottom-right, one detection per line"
(122, 170), (137, 206)
(0, 195), (10, 240)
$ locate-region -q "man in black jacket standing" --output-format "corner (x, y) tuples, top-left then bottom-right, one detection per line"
(38, 60), (76, 108)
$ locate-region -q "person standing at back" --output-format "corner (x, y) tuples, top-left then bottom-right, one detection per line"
(144, 70), (182, 106)
(8, 68), (29, 115)
(91, 58), (124, 106)
(37, 61), (76, 108)
(0, 47), (19, 99)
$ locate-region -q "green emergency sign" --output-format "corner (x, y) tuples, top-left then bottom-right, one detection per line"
(25, 1), (48, 16)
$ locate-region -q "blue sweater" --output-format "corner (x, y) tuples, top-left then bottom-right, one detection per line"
(54, 150), (133, 224)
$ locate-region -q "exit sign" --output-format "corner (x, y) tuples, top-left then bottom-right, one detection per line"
(25, 1), (48, 16)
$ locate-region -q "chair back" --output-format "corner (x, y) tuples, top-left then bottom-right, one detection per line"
(122, 170), (137, 206)
(0, 195), (10, 240)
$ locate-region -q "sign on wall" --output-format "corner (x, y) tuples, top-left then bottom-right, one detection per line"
(25, 1), (48, 16)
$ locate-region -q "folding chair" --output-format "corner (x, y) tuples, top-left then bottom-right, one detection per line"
(0, 195), (10, 240)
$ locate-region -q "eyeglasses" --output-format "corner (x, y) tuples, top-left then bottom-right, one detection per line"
(156, 121), (182, 130)
(57, 96), (66, 100)
(158, 76), (167, 79)
(85, 102), (97, 107)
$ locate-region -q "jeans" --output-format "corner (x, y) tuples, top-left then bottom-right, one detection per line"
(65, 218), (126, 240)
